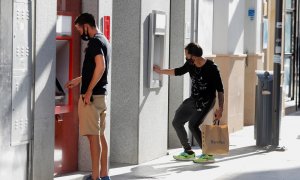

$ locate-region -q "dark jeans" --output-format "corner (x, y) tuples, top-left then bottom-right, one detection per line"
(172, 97), (215, 151)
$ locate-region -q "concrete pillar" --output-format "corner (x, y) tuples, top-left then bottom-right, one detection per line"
(245, 54), (264, 125)
(213, 0), (246, 132)
(111, 0), (141, 164)
(0, 1), (28, 179)
(183, 0), (192, 100)
(198, 0), (214, 55)
(168, 0), (185, 149)
(1, 0), (56, 179)
(214, 55), (246, 132)
(244, 0), (264, 125)
(213, 0), (230, 54)
(33, 0), (57, 179)
(111, 0), (170, 164)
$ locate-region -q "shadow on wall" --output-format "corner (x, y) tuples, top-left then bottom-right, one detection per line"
(6, 24), (56, 134)
(2, 0), (56, 130)
(1, 23), (56, 178)
(0, 145), (28, 178)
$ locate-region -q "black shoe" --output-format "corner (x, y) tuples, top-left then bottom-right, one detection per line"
(85, 174), (101, 180)
(100, 176), (110, 180)
(85, 175), (92, 180)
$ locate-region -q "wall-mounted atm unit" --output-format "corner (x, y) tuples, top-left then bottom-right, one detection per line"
(148, 10), (167, 89)
(55, 14), (73, 114)
(54, 12), (78, 176)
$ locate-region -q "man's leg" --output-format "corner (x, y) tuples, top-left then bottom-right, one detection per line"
(87, 135), (102, 180)
(188, 100), (215, 148)
(188, 112), (207, 149)
(189, 101), (217, 163)
(172, 98), (195, 151)
(100, 135), (108, 177)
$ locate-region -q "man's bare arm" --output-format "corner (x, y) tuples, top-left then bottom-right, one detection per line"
(83, 54), (105, 104)
(153, 65), (175, 76)
(214, 92), (224, 120)
(218, 92), (224, 111)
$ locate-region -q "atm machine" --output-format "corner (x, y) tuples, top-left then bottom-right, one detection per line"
(54, 0), (111, 175)
(148, 10), (167, 88)
(55, 14), (73, 112)
(54, 13), (77, 175)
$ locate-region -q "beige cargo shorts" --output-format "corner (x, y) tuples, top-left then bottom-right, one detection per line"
(78, 95), (107, 136)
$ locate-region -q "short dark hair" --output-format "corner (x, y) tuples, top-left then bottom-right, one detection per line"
(185, 42), (203, 57)
(74, 13), (96, 27)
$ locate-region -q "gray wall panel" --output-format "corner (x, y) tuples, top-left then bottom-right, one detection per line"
(32, 0), (56, 179)
(12, 1), (32, 146)
(0, 0), (28, 179)
(111, 0), (171, 164)
(168, 0), (185, 149)
(111, 0), (141, 164)
(138, 0), (170, 163)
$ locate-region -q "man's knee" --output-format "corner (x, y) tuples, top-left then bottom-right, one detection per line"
(100, 134), (107, 142)
(172, 118), (181, 129)
(188, 123), (197, 132)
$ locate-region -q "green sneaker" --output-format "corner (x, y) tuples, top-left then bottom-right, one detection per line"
(193, 154), (215, 163)
(173, 152), (195, 161)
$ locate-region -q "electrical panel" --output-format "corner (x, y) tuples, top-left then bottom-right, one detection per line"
(11, 0), (32, 145)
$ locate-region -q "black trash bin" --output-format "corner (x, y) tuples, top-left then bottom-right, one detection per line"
(255, 71), (273, 147)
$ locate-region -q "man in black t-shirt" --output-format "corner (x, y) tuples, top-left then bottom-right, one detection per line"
(65, 13), (111, 180)
(153, 42), (224, 163)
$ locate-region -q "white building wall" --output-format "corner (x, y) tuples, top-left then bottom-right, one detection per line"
(198, 0), (214, 55)
(256, 0), (263, 53)
(139, 0), (170, 163)
(213, 0), (246, 55)
(213, 0), (229, 54)
(228, 0), (245, 54)
(33, 0), (57, 179)
(244, 0), (263, 54)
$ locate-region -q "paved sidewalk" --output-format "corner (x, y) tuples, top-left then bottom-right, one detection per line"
(55, 111), (300, 180)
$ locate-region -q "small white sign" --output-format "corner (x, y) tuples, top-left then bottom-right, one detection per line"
(276, 22), (282, 28)
(56, 15), (72, 36)
(274, 55), (281, 64)
(275, 46), (281, 53)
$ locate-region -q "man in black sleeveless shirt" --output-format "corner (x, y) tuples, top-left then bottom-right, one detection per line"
(153, 42), (224, 163)
(65, 13), (111, 180)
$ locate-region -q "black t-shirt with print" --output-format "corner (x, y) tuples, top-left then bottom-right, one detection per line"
(81, 33), (111, 95)
(174, 60), (224, 111)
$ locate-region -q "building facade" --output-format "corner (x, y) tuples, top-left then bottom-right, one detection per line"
(1, 0), (297, 179)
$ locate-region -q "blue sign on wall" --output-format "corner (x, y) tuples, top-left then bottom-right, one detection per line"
(248, 8), (255, 21)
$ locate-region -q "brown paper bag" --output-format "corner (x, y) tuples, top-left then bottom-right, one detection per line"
(202, 122), (229, 155)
